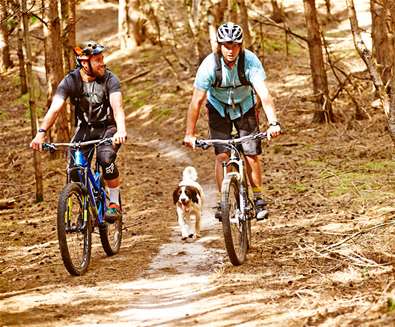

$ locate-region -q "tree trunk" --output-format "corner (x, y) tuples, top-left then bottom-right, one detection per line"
(370, 0), (393, 88)
(17, 21), (27, 94)
(119, 0), (135, 49)
(388, 2), (395, 142)
(228, 0), (237, 23)
(270, 0), (284, 23)
(46, 0), (69, 145)
(185, 0), (207, 64)
(347, 0), (392, 140)
(325, 0), (331, 16)
(60, 0), (76, 72)
(0, 0), (12, 72)
(207, 0), (227, 53)
(22, 0), (43, 202)
(236, 0), (251, 48)
(303, 0), (333, 123)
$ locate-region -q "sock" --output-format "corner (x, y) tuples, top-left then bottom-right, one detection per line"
(109, 187), (120, 205)
(216, 192), (221, 205)
(252, 186), (263, 199)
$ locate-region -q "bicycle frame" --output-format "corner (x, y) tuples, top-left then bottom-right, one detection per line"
(44, 138), (113, 232)
(67, 147), (107, 228)
(222, 145), (250, 222)
(196, 131), (268, 221)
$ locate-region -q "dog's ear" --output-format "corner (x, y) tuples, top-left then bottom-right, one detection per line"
(187, 186), (199, 204)
(172, 187), (181, 204)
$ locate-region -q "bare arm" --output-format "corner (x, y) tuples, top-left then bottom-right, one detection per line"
(30, 95), (66, 150)
(184, 88), (207, 147)
(253, 80), (278, 123)
(109, 91), (127, 144)
(253, 80), (281, 139)
(186, 88), (207, 135)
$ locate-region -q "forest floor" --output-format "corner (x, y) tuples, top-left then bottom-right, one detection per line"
(1, 0), (395, 326)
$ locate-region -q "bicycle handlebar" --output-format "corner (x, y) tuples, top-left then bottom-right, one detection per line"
(195, 132), (267, 149)
(42, 137), (113, 152)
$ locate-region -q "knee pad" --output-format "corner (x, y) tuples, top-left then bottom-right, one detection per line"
(102, 162), (119, 180)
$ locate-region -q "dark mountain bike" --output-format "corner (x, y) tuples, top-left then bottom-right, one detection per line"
(43, 138), (123, 276)
(195, 132), (267, 266)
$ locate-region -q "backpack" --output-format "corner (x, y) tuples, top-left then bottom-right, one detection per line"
(212, 50), (251, 88)
(67, 68), (111, 126)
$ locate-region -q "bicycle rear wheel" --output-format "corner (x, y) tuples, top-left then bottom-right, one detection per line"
(221, 175), (248, 265)
(99, 186), (123, 256)
(57, 183), (92, 276)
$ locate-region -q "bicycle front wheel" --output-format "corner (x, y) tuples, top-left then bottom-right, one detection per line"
(57, 183), (92, 276)
(221, 175), (248, 265)
(99, 187), (123, 256)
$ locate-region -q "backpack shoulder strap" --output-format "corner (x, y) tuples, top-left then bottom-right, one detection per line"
(68, 68), (83, 103)
(213, 53), (222, 87)
(237, 50), (250, 86)
(67, 69), (83, 126)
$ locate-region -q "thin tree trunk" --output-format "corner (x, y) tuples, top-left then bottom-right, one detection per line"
(270, 0), (284, 23)
(236, 0), (251, 48)
(185, 0), (207, 64)
(370, 0), (393, 88)
(228, 0), (237, 23)
(46, 0), (69, 145)
(207, 0), (227, 53)
(22, 0), (43, 202)
(388, 2), (395, 142)
(303, 0), (333, 123)
(0, 0), (12, 72)
(325, 0), (331, 16)
(60, 0), (74, 72)
(347, 0), (392, 134)
(119, 0), (134, 49)
(17, 20), (27, 94)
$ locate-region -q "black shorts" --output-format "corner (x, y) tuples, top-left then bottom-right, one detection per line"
(68, 124), (120, 179)
(207, 101), (262, 156)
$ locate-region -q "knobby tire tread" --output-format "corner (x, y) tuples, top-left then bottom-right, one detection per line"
(99, 188), (123, 256)
(221, 175), (248, 266)
(57, 183), (92, 276)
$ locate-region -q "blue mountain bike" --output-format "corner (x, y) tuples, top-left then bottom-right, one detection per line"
(43, 138), (123, 276)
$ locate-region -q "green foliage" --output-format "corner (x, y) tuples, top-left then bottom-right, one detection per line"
(154, 107), (172, 121)
(30, 15), (38, 25)
(387, 297), (395, 312)
(0, 110), (9, 121)
(262, 38), (301, 56)
(361, 161), (395, 171)
(289, 183), (307, 193)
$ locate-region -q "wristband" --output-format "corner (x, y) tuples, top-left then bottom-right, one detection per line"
(38, 128), (47, 133)
(269, 121), (280, 127)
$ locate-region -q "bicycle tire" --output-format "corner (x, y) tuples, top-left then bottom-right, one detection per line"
(99, 186), (123, 256)
(221, 175), (248, 265)
(57, 183), (92, 276)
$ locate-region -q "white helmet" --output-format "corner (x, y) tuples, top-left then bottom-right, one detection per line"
(216, 22), (243, 44)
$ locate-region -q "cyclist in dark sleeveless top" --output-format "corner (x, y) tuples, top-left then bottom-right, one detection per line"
(30, 41), (126, 221)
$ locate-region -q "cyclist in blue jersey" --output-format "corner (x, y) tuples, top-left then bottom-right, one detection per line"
(183, 22), (281, 221)
(30, 41), (126, 221)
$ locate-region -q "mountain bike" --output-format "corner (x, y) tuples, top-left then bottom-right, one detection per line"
(195, 131), (267, 266)
(43, 138), (123, 276)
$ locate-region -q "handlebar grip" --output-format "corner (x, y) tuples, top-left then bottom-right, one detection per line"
(195, 140), (210, 150)
(42, 143), (57, 153)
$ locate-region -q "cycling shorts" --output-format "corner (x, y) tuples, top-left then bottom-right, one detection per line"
(207, 101), (262, 156)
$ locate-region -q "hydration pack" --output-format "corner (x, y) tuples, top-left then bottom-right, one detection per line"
(67, 68), (111, 126)
(212, 50), (251, 88)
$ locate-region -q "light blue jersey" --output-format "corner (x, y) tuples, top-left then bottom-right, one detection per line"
(194, 49), (266, 120)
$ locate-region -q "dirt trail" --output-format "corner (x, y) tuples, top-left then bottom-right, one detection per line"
(1, 0), (395, 326)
